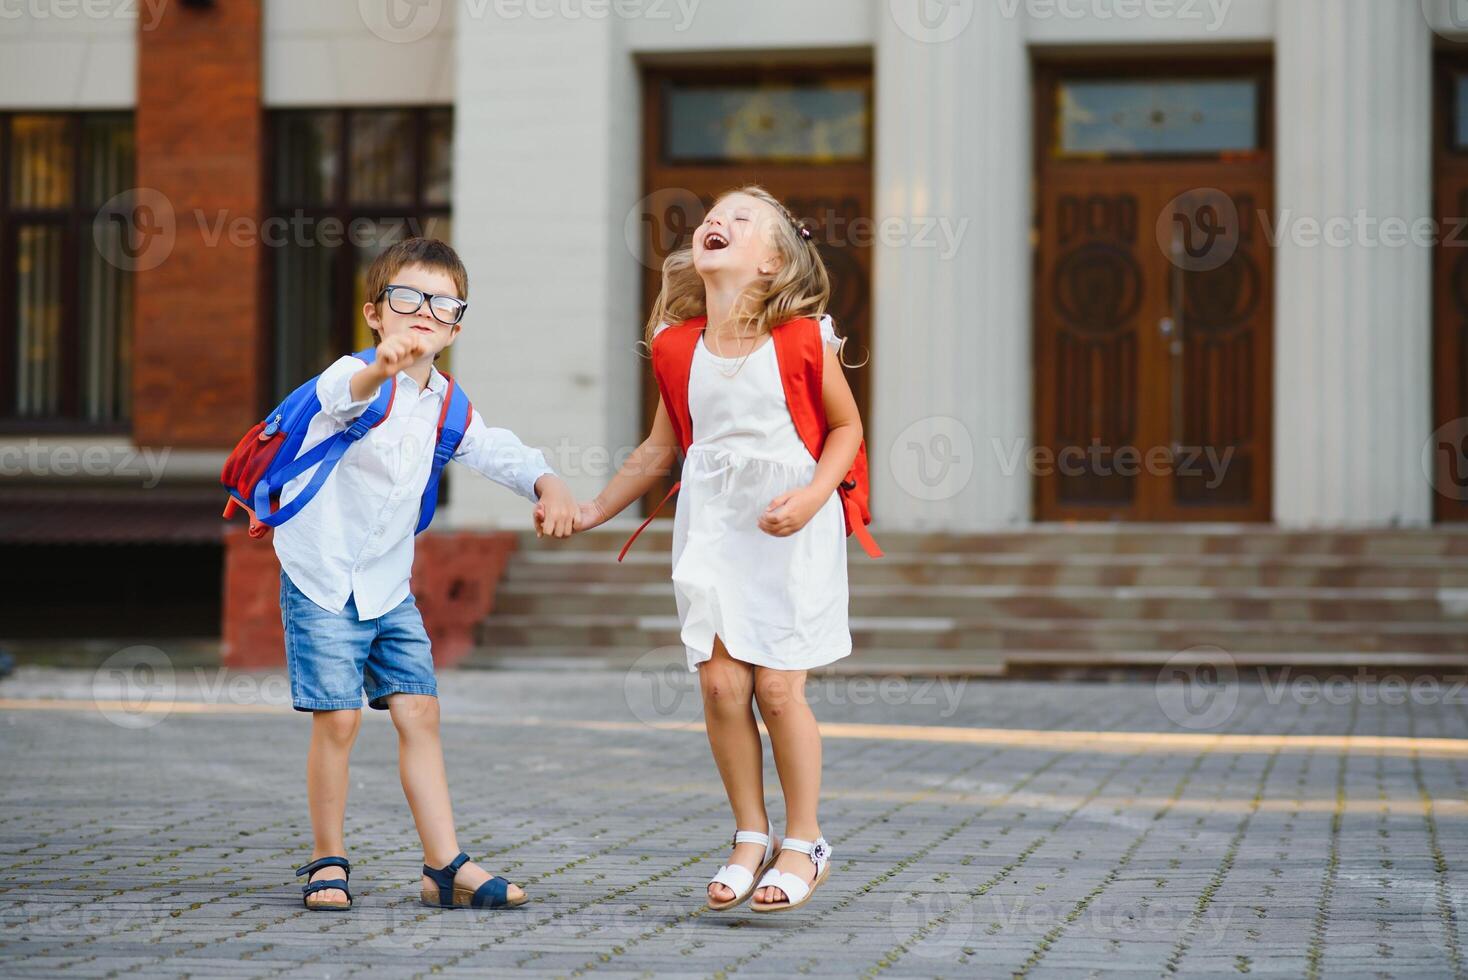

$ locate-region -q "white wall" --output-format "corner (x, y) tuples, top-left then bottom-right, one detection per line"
(263, 0), (455, 106)
(446, 3), (642, 529)
(0, 0), (137, 108)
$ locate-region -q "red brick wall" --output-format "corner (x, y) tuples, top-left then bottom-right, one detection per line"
(222, 530), (521, 670)
(133, 1), (263, 448)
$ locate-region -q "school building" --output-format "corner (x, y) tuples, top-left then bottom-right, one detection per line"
(0, 1), (1463, 661)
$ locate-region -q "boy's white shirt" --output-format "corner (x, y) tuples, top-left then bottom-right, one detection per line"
(272, 354), (554, 621)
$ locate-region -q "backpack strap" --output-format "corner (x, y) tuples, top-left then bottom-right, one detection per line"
(252, 360), (396, 528)
(415, 372), (472, 534)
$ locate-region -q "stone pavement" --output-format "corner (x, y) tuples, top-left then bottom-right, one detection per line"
(1, 659), (1466, 978)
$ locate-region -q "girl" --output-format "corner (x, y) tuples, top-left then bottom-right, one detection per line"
(574, 186), (875, 912)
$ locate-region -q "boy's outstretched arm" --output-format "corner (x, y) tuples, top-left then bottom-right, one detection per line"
(454, 412), (575, 538)
(575, 397), (680, 533)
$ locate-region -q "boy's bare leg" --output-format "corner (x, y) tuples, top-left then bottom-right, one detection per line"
(699, 637), (769, 904)
(751, 667), (823, 904)
(306, 709), (361, 905)
(387, 694), (525, 904)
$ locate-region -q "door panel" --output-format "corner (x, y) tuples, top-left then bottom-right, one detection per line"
(1435, 58), (1468, 522)
(1035, 63), (1273, 523)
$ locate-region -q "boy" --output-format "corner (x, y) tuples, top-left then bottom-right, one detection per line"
(274, 238), (576, 910)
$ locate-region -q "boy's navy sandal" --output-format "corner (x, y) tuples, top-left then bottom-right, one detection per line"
(295, 856), (352, 911)
(420, 851), (527, 909)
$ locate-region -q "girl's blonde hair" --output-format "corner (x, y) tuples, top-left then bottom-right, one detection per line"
(643, 185), (832, 352)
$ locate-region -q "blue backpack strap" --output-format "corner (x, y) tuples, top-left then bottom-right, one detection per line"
(254, 355), (396, 528)
(415, 375), (472, 534)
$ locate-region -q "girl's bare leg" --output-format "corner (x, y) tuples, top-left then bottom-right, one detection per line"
(699, 637), (769, 903)
(751, 667), (823, 903)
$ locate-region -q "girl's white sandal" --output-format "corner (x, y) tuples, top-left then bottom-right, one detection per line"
(704, 829), (776, 912)
(750, 837), (832, 913)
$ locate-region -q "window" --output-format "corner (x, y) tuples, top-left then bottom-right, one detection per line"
(662, 80), (871, 164)
(0, 112), (134, 426)
(268, 107), (453, 401)
(1054, 78), (1262, 158)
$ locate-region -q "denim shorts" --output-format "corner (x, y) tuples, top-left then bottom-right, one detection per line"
(280, 570), (438, 712)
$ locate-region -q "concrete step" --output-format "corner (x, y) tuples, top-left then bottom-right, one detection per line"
(476, 613), (1468, 654)
(550, 524), (1468, 558)
(506, 550), (1468, 589)
(459, 644), (1468, 675)
(492, 581), (1468, 623)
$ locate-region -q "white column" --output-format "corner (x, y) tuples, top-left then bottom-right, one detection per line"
(446, 1), (641, 528)
(872, 2), (1032, 531)
(1274, 0), (1433, 527)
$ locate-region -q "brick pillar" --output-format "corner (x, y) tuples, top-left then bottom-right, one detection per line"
(133, 0), (263, 448)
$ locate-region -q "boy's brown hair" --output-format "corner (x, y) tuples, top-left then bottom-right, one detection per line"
(364, 237), (469, 344)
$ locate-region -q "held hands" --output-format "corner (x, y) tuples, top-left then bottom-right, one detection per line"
(759, 487), (825, 537)
(532, 475), (577, 539)
(573, 498), (611, 534)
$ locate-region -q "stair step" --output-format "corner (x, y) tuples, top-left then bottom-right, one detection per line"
(492, 582), (1468, 622)
(542, 524), (1468, 558)
(505, 551), (1468, 589)
(476, 613), (1468, 654)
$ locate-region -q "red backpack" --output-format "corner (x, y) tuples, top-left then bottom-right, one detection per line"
(618, 316), (881, 561)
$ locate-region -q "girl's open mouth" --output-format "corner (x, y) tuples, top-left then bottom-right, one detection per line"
(703, 231), (729, 251)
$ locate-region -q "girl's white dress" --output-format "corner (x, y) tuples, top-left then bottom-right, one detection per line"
(665, 320), (852, 673)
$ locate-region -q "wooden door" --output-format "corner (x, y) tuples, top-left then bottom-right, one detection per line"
(1434, 56), (1468, 523)
(637, 66), (874, 512)
(1034, 64), (1274, 522)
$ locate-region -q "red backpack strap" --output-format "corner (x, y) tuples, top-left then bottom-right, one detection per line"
(650, 318), (703, 453)
(773, 317), (882, 558)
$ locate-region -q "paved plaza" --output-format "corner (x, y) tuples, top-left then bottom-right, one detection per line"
(0, 659), (1466, 978)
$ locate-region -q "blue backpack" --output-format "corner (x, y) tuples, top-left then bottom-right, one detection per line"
(222, 348), (472, 538)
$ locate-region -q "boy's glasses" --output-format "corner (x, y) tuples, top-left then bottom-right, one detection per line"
(378, 285), (468, 325)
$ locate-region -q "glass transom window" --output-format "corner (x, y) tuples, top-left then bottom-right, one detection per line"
(663, 82), (871, 164)
(1056, 78), (1261, 157)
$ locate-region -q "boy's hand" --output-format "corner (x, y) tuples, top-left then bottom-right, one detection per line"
(533, 475), (577, 539)
(374, 333), (426, 379)
(759, 486), (825, 538)
(573, 498), (610, 533)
